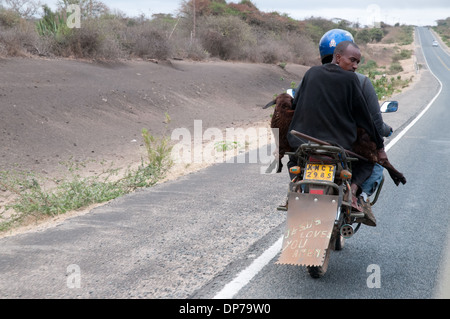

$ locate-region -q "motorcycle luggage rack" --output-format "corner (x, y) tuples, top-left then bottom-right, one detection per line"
(301, 143), (342, 153)
(299, 143), (359, 162)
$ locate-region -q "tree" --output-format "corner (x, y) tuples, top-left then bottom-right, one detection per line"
(369, 27), (383, 42)
(355, 28), (371, 44)
(2, 0), (41, 18)
(56, 0), (109, 18)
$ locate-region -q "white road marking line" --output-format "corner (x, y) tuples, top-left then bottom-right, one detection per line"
(213, 236), (283, 299)
(388, 28), (443, 151)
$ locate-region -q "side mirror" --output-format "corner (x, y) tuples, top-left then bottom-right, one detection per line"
(380, 101), (398, 113)
(286, 88), (295, 98)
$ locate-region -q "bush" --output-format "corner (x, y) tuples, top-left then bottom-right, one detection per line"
(197, 15), (256, 60)
(67, 23), (102, 58)
(0, 128), (173, 230)
(36, 5), (66, 37)
(0, 1), (405, 64)
(257, 39), (290, 63)
(304, 17), (341, 44)
(126, 24), (171, 59)
(392, 49), (412, 62)
(0, 6), (21, 27)
(37, 15), (125, 60)
(397, 25), (414, 45)
(284, 32), (319, 66)
(0, 20), (39, 56)
(358, 59), (379, 75)
(388, 62), (403, 74)
(355, 29), (371, 44)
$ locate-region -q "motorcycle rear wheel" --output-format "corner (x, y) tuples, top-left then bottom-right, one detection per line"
(335, 208), (348, 251)
(307, 243), (331, 279)
(335, 234), (345, 251)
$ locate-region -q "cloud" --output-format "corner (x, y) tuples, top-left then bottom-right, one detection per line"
(41, 0), (450, 25)
(253, 0), (450, 10)
(253, 1), (450, 26)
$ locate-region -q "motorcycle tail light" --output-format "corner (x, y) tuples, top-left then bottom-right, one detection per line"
(310, 189), (324, 195)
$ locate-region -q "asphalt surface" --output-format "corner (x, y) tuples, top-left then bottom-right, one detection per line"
(220, 26), (450, 299)
(0, 27), (447, 301)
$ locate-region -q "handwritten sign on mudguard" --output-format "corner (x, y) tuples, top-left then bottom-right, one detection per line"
(276, 192), (338, 266)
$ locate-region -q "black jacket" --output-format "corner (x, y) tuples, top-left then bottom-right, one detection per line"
(292, 72), (393, 138)
(287, 63), (384, 151)
(355, 72), (392, 137)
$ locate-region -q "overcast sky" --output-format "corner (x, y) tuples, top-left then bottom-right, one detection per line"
(43, 0), (450, 26)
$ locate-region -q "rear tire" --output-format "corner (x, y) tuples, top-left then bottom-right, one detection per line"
(335, 208), (348, 251)
(335, 234), (345, 251)
(307, 245), (331, 279)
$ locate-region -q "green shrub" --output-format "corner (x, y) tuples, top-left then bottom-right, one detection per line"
(389, 62), (403, 74)
(36, 5), (67, 37)
(357, 59), (379, 75)
(392, 49), (412, 62)
(0, 129), (173, 231)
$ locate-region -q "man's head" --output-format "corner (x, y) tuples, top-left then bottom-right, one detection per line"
(332, 41), (361, 72)
(319, 29), (354, 64)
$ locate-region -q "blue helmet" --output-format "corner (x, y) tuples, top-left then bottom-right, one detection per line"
(319, 29), (354, 63)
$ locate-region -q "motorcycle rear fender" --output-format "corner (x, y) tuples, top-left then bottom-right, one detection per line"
(276, 192), (339, 266)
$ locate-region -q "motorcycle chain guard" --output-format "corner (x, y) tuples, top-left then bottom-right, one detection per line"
(276, 192), (338, 266)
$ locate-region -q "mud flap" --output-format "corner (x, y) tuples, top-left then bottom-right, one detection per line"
(276, 192), (339, 266)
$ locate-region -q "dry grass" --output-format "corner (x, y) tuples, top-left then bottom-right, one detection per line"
(0, 4), (330, 65)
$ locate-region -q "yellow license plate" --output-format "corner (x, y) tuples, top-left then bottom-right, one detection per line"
(304, 164), (335, 182)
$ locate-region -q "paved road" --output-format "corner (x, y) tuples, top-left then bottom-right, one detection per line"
(210, 26), (450, 299)
(0, 27), (446, 301)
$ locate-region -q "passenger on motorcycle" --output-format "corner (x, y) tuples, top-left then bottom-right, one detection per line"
(287, 29), (394, 226)
(317, 29), (393, 139)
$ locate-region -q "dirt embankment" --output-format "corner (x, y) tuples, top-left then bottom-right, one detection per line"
(0, 57), (309, 235)
(0, 31), (420, 179)
(0, 57), (308, 177)
(0, 43), (419, 236)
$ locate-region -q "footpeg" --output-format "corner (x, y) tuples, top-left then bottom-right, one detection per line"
(350, 212), (365, 219)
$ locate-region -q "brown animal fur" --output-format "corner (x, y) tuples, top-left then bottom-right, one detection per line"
(353, 127), (406, 186)
(353, 127), (378, 163)
(270, 93), (294, 172)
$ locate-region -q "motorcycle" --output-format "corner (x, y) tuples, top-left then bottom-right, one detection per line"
(275, 101), (399, 278)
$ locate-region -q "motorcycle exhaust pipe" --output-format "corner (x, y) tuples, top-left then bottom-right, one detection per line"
(340, 224), (354, 239)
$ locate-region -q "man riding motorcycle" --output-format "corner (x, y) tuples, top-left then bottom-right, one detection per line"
(287, 29), (394, 226)
(317, 29), (393, 203)
(287, 40), (386, 225)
